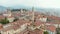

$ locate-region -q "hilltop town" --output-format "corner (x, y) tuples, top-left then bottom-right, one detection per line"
(0, 7), (60, 34)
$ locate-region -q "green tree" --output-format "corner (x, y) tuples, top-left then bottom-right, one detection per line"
(44, 31), (49, 34)
(13, 18), (18, 22)
(0, 17), (9, 24)
(56, 28), (60, 34)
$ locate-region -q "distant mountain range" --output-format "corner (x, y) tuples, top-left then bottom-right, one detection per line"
(0, 5), (33, 11)
(0, 5), (60, 17)
(0, 6), (7, 12)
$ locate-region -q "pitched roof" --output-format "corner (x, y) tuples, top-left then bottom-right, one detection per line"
(2, 19), (31, 32)
(46, 25), (56, 32)
(18, 28), (43, 34)
(35, 20), (44, 26)
(0, 15), (5, 20)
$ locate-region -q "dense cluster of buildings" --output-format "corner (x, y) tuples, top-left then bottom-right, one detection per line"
(0, 8), (60, 34)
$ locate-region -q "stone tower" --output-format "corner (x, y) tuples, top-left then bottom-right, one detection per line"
(32, 7), (34, 21)
(7, 8), (12, 17)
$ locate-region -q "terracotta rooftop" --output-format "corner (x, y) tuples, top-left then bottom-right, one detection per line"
(46, 25), (56, 32)
(2, 19), (32, 32)
(48, 15), (60, 21)
(1, 11), (59, 34)
(0, 15), (5, 20)
(35, 20), (44, 26)
(18, 28), (43, 34)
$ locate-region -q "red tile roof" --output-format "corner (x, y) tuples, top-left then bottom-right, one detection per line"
(2, 19), (32, 32)
(46, 25), (56, 32)
(19, 29), (43, 34)
(0, 15), (5, 20)
(35, 20), (44, 26)
(48, 15), (60, 20)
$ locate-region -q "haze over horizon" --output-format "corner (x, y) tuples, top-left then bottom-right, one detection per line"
(0, 0), (60, 8)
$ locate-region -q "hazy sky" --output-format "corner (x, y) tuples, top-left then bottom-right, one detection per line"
(0, 0), (60, 8)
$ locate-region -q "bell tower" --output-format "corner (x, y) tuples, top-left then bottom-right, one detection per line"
(31, 7), (35, 25)
(32, 7), (34, 22)
(7, 8), (12, 17)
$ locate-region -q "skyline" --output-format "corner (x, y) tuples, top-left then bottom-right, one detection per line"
(0, 0), (60, 8)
